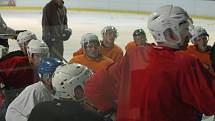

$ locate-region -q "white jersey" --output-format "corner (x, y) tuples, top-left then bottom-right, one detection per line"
(5, 81), (54, 121)
(202, 115), (215, 121)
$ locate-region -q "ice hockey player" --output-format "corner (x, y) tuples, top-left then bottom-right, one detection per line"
(5, 57), (62, 121)
(28, 63), (103, 121)
(85, 4), (215, 121)
(0, 39), (49, 121)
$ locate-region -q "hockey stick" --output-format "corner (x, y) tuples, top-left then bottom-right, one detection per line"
(0, 30), (26, 39)
(52, 46), (69, 64)
(0, 34), (16, 39)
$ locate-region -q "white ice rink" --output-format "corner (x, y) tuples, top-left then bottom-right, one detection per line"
(0, 10), (215, 121)
(1, 10), (215, 61)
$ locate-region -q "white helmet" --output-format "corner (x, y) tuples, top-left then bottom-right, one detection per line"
(0, 45), (8, 58)
(190, 26), (209, 43)
(101, 26), (118, 38)
(27, 39), (49, 57)
(52, 63), (93, 100)
(147, 4), (193, 49)
(80, 33), (99, 48)
(17, 31), (37, 47)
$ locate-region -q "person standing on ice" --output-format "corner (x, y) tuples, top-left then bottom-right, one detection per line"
(42, 0), (72, 61)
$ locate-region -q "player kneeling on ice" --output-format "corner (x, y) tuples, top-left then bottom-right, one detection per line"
(84, 4), (215, 121)
(28, 63), (105, 121)
(16, 31), (37, 55)
(0, 39), (49, 121)
(69, 33), (113, 72)
(5, 57), (63, 121)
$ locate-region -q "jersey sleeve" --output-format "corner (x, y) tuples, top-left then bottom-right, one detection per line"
(179, 58), (215, 115)
(85, 54), (128, 111)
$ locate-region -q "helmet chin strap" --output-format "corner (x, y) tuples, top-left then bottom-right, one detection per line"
(197, 45), (207, 52)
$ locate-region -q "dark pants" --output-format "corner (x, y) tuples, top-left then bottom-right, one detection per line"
(0, 38), (9, 48)
(44, 39), (64, 61)
(0, 88), (23, 121)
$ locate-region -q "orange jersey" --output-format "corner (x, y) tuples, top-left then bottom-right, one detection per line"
(183, 45), (213, 74)
(73, 48), (83, 57)
(73, 44), (123, 62)
(69, 54), (113, 72)
(100, 44), (123, 62)
(125, 41), (155, 51)
(125, 41), (136, 51)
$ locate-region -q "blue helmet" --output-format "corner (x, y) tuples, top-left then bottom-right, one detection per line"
(38, 57), (63, 80)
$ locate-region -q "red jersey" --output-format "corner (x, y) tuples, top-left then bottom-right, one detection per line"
(0, 51), (36, 89)
(85, 45), (215, 121)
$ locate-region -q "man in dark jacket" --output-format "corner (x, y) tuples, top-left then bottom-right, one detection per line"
(42, 0), (71, 61)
